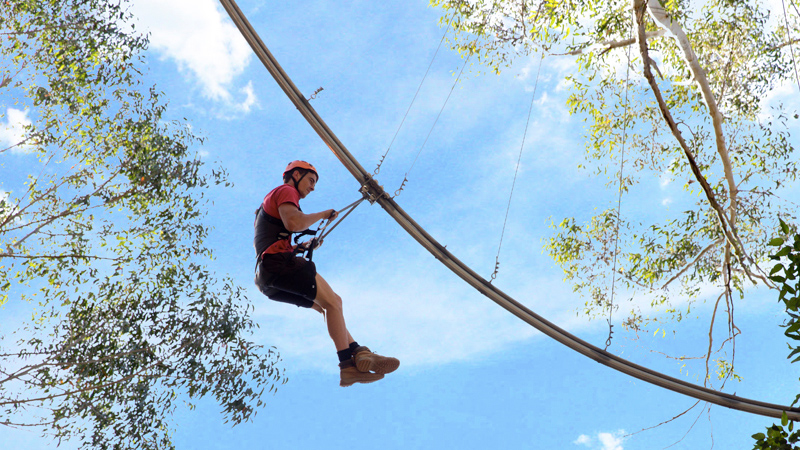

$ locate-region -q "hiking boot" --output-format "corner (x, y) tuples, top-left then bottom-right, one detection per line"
(339, 359), (384, 387)
(353, 346), (400, 374)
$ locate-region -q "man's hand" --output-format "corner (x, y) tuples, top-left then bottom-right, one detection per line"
(325, 209), (338, 221)
(296, 238), (322, 252)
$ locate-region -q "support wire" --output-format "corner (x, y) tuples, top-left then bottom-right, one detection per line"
(374, 23), (452, 176)
(490, 53), (544, 283)
(218, 0), (800, 421)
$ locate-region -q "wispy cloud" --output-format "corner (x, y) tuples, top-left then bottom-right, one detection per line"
(659, 172), (673, 188)
(129, 0), (255, 109)
(0, 108), (33, 154)
(236, 81), (259, 113)
(574, 430), (626, 450)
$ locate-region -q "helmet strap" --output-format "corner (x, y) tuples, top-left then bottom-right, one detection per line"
(292, 169), (308, 190)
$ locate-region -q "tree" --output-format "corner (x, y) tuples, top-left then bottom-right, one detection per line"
(431, 0), (799, 384)
(752, 221), (800, 449)
(0, 1), (283, 448)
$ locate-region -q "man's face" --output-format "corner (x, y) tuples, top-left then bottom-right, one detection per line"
(295, 171), (317, 199)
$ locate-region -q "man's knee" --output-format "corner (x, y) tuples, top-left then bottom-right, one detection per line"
(317, 292), (342, 313)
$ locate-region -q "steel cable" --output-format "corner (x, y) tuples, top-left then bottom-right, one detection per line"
(218, 0), (800, 421)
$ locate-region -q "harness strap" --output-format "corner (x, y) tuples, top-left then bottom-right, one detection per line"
(254, 207), (316, 266)
(304, 197), (365, 261)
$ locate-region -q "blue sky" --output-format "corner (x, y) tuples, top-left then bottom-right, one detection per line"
(2, 0), (799, 449)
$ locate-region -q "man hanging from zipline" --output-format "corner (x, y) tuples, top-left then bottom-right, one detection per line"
(254, 160), (399, 387)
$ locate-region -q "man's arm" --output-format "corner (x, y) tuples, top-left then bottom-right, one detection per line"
(278, 203), (337, 232)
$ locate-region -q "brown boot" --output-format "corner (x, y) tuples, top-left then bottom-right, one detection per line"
(339, 359), (384, 387)
(353, 346), (400, 374)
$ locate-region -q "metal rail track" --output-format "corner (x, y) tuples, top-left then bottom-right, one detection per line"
(218, 0), (800, 421)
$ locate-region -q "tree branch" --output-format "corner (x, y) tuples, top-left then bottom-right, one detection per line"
(661, 238), (724, 290)
(0, 20), (91, 37)
(704, 292), (724, 388)
(0, 253), (121, 262)
(632, 0), (760, 286)
(560, 29), (667, 56)
(6, 169), (124, 249)
(0, 338), (191, 407)
(644, 1), (739, 216)
(623, 400), (701, 437)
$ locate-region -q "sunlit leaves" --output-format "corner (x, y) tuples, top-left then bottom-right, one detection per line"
(433, 0), (799, 330)
(0, 1), (282, 449)
(753, 222), (800, 449)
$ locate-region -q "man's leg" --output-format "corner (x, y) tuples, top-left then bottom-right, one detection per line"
(313, 273), (350, 351)
(313, 273), (386, 387)
(314, 273), (399, 377)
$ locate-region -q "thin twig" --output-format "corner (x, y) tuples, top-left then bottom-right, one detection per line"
(624, 400), (701, 437)
(661, 238), (724, 290)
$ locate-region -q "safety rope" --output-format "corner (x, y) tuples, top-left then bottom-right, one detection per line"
(605, 19), (634, 351)
(303, 196), (366, 261)
(218, 0), (800, 421)
(317, 198), (364, 241)
(392, 1), (501, 198)
(374, 22), (452, 177)
(393, 53), (471, 198)
(490, 53), (544, 283)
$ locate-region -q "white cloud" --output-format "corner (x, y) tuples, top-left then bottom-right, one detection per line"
(129, 0), (255, 106)
(574, 431), (626, 450)
(236, 81), (259, 113)
(659, 172), (673, 188)
(0, 108), (33, 154)
(250, 261), (542, 372)
(598, 432), (625, 450)
(661, 197), (673, 206)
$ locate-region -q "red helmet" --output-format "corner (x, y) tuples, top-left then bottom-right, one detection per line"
(283, 160), (318, 179)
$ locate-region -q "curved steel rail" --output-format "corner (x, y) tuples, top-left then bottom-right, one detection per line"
(218, 0), (800, 421)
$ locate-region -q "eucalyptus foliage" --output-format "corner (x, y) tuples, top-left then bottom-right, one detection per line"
(0, 1), (283, 448)
(752, 222), (800, 449)
(433, 0), (799, 373)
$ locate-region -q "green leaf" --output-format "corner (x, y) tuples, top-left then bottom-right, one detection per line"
(783, 411), (790, 426)
(782, 219), (791, 235)
(752, 432), (766, 440)
(770, 237), (785, 246)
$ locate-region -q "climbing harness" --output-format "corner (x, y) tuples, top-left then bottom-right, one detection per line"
(255, 188), (369, 265)
(490, 53), (544, 283)
(253, 205), (316, 261)
(220, 0), (800, 421)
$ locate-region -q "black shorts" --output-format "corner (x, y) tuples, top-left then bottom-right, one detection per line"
(255, 252), (317, 308)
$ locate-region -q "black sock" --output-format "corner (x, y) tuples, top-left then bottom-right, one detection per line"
(337, 348), (353, 363)
(349, 341), (360, 351)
